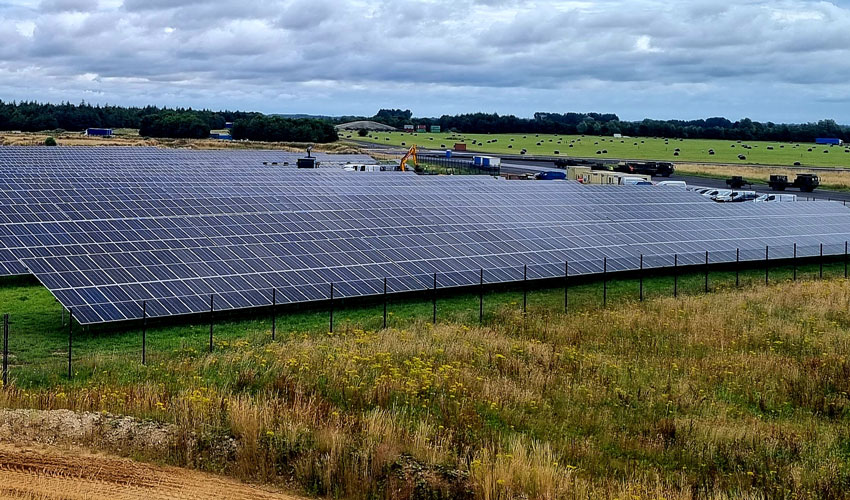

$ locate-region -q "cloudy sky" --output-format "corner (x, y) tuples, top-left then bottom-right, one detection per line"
(1, 0), (849, 122)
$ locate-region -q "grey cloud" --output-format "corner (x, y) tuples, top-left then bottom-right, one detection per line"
(39, 0), (96, 12)
(0, 0), (848, 122)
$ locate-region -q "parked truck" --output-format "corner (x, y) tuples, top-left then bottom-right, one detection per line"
(768, 173), (819, 192)
(725, 176), (752, 189)
(620, 161), (675, 177)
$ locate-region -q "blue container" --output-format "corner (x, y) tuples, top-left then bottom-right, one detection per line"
(816, 138), (841, 145)
(445, 150), (452, 158)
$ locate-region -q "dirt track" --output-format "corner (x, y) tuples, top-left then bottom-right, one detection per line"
(0, 443), (305, 500)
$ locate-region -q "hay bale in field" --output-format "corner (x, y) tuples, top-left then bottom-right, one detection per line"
(738, 154), (746, 160)
(554, 150), (559, 154)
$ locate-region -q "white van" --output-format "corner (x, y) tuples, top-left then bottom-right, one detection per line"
(754, 193), (797, 203)
(656, 180), (687, 188)
(620, 177), (653, 186)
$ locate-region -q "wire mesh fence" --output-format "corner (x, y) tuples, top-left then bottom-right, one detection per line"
(416, 155), (500, 176)
(1, 240), (849, 384)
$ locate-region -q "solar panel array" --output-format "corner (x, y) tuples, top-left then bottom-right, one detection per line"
(1, 146), (850, 325)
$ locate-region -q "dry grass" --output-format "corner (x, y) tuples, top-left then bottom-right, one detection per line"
(0, 131), (360, 153)
(675, 162), (850, 191)
(3, 280), (850, 498)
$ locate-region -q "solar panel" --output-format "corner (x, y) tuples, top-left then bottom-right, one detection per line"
(1, 146), (849, 324)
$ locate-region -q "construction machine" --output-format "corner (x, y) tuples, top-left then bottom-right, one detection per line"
(399, 145), (418, 172)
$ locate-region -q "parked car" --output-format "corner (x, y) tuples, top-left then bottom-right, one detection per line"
(702, 189), (731, 199)
(754, 193), (797, 202)
(716, 190), (757, 202)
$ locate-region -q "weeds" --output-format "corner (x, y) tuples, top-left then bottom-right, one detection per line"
(2, 273), (850, 498)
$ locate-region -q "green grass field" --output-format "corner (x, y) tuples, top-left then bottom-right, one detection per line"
(0, 260), (842, 388)
(2, 261), (850, 499)
(348, 131), (850, 168)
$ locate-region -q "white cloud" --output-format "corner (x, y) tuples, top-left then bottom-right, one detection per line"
(0, 0), (847, 123)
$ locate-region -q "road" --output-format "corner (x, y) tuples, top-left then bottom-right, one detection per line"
(353, 141), (850, 203)
(500, 160), (850, 203)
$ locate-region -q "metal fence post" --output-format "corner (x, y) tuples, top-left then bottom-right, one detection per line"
(141, 301), (147, 366)
(735, 248), (740, 287)
(602, 257), (608, 307)
(67, 308), (73, 380)
(820, 243), (824, 278)
(329, 283), (335, 333)
(432, 273), (437, 325)
(704, 251), (709, 293)
(765, 246), (769, 285)
(383, 278), (388, 329)
(3, 314), (8, 387)
(479, 269), (484, 325)
(793, 243), (797, 281)
(845, 241), (848, 279)
(271, 289), (276, 341)
(639, 254), (644, 302)
(523, 265), (528, 314)
(564, 261), (569, 313)
(209, 295), (214, 352)
(673, 254), (678, 297)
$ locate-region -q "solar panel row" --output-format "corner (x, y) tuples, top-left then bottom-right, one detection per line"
(1, 146), (849, 325)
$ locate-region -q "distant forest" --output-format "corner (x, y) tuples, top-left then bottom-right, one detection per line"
(1, 100), (848, 144)
(346, 109), (850, 143)
(0, 101), (338, 143)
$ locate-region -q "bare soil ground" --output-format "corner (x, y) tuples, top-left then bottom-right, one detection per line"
(0, 409), (305, 500)
(0, 131), (360, 153)
(0, 442), (304, 500)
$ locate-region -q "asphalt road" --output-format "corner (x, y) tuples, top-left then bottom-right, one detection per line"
(353, 141), (850, 203)
(501, 160), (850, 203)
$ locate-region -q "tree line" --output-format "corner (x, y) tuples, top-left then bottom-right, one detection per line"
(0, 101), (338, 142)
(345, 109), (850, 143)
(3, 100), (847, 144)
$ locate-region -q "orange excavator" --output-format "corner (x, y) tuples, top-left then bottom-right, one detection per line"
(399, 144), (418, 172)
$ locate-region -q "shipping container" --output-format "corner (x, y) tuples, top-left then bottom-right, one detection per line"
(430, 125), (441, 133)
(816, 138), (843, 145)
(473, 156), (501, 167)
(85, 128), (113, 137)
(454, 143), (467, 151)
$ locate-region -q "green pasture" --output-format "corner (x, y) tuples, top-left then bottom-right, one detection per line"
(348, 131), (850, 168)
